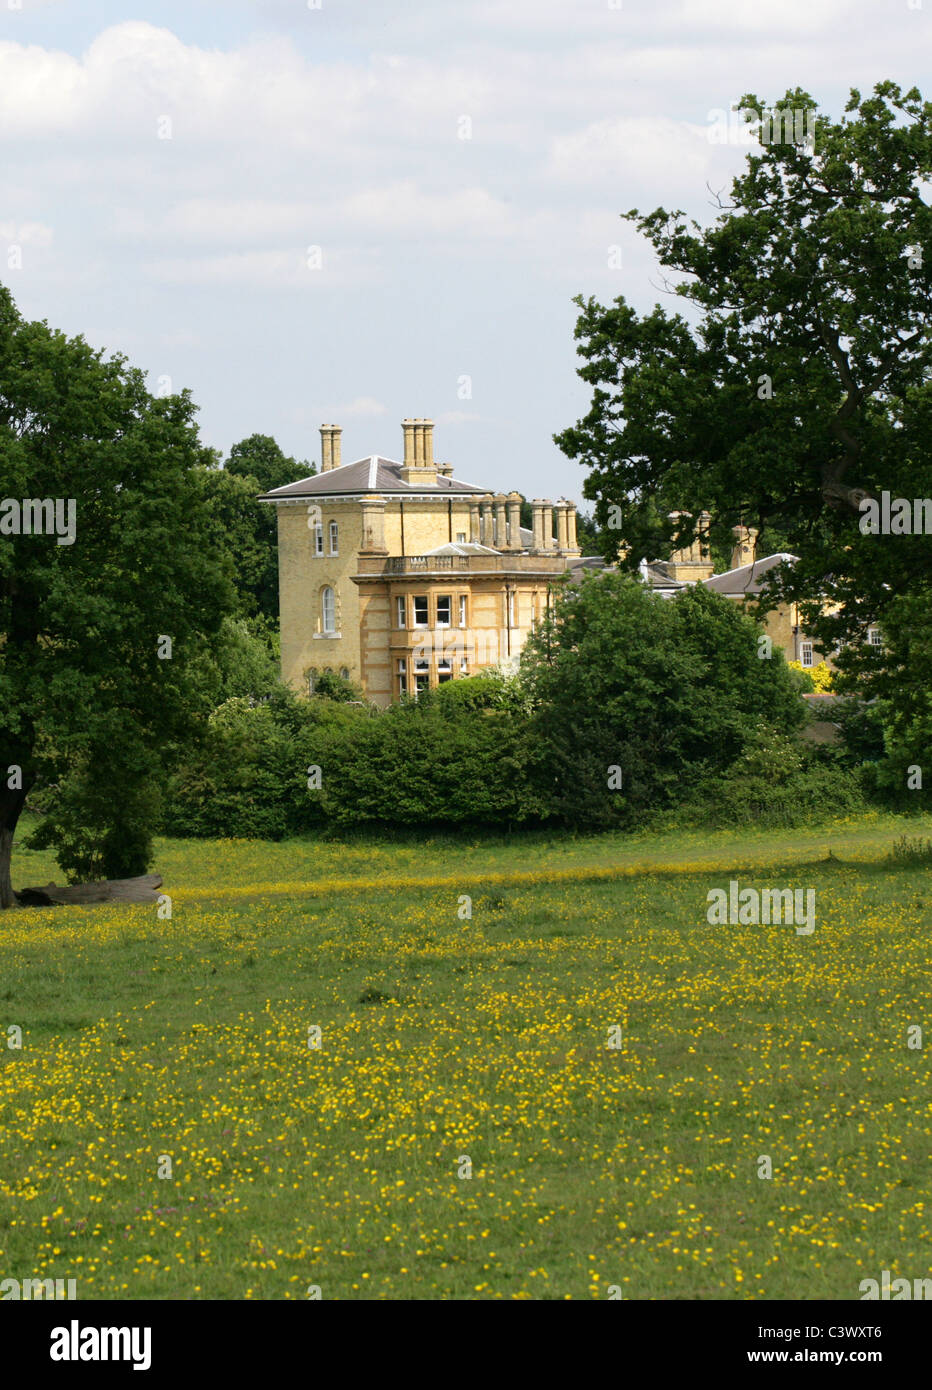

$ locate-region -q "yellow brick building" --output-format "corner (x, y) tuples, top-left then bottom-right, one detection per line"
(700, 527), (835, 671)
(261, 418), (582, 706)
(642, 518), (833, 669)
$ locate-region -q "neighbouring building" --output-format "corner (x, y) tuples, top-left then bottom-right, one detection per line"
(640, 518), (832, 670)
(261, 418), (587, 706)
(700, 526), (834, 670)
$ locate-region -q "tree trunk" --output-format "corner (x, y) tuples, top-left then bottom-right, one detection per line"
(0, 783), (28, 910)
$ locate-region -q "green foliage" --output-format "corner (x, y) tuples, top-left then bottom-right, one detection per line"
(556, 80), (932, 722)
(520, 572), (805, 827)
(196, 436), (311, 621)
(673, 729), (867, 830)
(308, 668), (365, 702)
(165, 675), (544, 838)
(224, 433), (311, 495)
(165, 579), (835, 840)
(183, 615), (281, 713)
(421, 670), (526, 714)
(886, 835), (932, 864)
(27, 734), (163, 882)
(312, 700), (544, 830)
(164, 689), (359, 840)
(0, 283), (233, 898)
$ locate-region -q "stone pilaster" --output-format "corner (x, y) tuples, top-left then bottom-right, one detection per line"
(358, 496), (388, 555)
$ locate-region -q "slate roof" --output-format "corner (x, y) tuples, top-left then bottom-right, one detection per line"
(259, 456), (489, 500)
(702, 552), (797, 596)
(643, 561), (687, 591)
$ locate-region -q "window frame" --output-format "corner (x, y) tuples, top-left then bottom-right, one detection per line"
(413, 595), (429, 629)
(321, 585), (336, 634)
(329, 520), (339, 556)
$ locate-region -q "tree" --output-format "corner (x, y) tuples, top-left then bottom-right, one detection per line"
(573, 508), (604, 555)
(193, 464), (275, 621)
(225, 433), (311, 495)
(217, 434), (312, 619)
(556, 81), (932, 714)
(0, 286), (233, 904)
(520, 571), (804, 826)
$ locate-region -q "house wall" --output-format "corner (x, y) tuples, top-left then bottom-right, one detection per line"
(355, 576), (551, 708)
(720, 595), (834, 669)
(277, 494), (552, 702)
(277, 500), (368, 692)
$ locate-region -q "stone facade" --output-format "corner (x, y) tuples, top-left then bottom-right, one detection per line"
(262, 420), (581, 706)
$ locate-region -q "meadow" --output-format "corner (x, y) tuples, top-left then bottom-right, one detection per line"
(1, 812), (930, 1300)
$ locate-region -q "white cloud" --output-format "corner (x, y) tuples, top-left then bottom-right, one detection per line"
(547, 116), (715, 192)
(0, 8), (924, 500)
(313, 396), (388, 419)
(145, 246), (381, 288)
(0, 220), (53, 246)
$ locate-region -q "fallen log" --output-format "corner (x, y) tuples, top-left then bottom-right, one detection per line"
(15, 873), (163, 907)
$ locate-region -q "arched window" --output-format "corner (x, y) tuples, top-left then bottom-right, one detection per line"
(321, 586), (336, 633)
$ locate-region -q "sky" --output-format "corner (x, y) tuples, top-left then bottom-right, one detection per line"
(1, 0), (929, 504)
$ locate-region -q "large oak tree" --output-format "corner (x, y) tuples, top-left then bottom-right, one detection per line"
(556, 82), (932, 722)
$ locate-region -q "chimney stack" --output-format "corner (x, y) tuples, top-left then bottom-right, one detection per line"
(730, 523), (759, 571)
(319, 424), (342, 473)
(402, 419), (416, 469)
(399, 416), (438, 486)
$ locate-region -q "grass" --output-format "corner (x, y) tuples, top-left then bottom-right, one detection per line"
(1, 812), (930, 1300)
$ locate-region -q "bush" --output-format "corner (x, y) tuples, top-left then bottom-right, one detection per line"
(520, 573), (806, 828)
(678, 734), (868, 829)
(312, 697), (545, 830)
(788, 659), (834, 692)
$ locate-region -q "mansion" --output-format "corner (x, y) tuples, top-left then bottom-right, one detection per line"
(261, 417), (829, 704)
(261, 418), (589, 706)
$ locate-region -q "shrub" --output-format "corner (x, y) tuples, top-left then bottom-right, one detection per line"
(520, 573), (805, 828)
(788, 659), (834, 692)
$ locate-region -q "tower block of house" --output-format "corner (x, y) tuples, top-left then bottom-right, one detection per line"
(261, 417), (582, 705)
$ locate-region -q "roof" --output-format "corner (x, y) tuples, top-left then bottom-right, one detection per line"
(423, 542), (499, 556)
(643, 560), (687, 591)
(702, 552), (798, 596)
(259, 455), (489, 500)
(565, 555), (608, 574)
